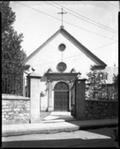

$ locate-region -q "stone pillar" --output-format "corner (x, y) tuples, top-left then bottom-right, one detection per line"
(69, 81), (75, 112)
(75, 79), (86, 120)
(69, 89), (71, 111)
(48, 81), (53, 111)
(30, 77), (41, 123)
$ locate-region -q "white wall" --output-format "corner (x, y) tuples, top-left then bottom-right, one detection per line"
(26, 33), (95, 78)
(30, 78), (41, 122)
(39, 82), (48, 111)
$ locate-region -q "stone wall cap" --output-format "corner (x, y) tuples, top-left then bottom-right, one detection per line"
(85, 99), (118, 102)
(2, 94), (30, 100)
(29, 72), (41, 77)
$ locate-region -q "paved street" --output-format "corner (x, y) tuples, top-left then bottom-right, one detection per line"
(2, 127), (119, 148)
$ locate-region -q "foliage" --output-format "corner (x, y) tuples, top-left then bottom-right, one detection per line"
(113, 74), (118, 89)
(86, 70), (118, 100)
(1, 1), (27, 95)
(1, 1), (26, 72)
(2, 28), (26, 73)
(0, 1), (15, 33)
(86, 70), (108, 99)
(112, 74), (118, 99)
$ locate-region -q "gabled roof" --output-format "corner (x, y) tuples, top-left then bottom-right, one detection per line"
(25, 26), (107, 69)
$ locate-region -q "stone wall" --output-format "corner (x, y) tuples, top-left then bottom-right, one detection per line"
(72, 79), (118, 120)
(2, 94), (30, 124)
(84, 99), (118, 120)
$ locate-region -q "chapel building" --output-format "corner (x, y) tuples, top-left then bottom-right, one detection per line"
(24, 26), (106, 122)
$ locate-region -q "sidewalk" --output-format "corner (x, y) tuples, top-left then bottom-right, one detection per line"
(70, 118), (118, 129)
(2, 118), (118, 137)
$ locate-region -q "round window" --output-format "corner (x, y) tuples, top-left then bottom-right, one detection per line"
(57, 62), (67, 72)
(58, 43), (66, 51)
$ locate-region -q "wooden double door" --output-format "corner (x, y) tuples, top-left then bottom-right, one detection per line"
(54, 82), (69, 111)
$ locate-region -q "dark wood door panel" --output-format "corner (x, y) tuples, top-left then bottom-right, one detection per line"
(54, 91), (69, 111)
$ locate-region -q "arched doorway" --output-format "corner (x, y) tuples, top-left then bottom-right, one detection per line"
(54, 82), (69, 111)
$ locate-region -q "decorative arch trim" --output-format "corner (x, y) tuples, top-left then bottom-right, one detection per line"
(54, 81), (69, 91)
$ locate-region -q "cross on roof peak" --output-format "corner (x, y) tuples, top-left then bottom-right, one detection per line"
(58, 8), (67, 28)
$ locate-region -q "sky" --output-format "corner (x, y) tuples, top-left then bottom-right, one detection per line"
(10, 1), (119, 67)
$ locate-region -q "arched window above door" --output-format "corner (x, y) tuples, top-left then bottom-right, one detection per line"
(54, 82), (69, 91)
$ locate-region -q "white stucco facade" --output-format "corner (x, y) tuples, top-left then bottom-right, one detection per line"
(25, 33), (95, 78)
(24, 27), (108, 122)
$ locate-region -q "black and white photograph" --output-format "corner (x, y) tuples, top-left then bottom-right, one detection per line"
(1, 1), (119, 148)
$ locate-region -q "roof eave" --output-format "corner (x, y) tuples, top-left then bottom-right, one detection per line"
(25, 28), (61, 63)
(60, 28), (107, 67)
(91, 65), (107, 71)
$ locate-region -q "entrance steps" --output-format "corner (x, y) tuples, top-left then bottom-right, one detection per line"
(2, 112), (78, 137)
(35, 111), (75, 123)
(41, 111), (75, 122)
(2, 119), (118, 137)
(2, 121), (79, 137)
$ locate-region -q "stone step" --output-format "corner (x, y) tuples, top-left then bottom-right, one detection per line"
(41, 119), (65, 123)
(2, 122), (79, 137)
(39, 111), (75, 122)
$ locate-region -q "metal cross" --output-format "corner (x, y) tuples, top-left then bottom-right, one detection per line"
(58, 8), (67, 27)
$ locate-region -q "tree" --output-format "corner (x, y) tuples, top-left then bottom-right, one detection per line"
(1, 1), (27, 95)
(112, 74), (118, 100)
(0, 1), (15, 33)
(113, 74), (118, 89)
(86, 70), (108, 100)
